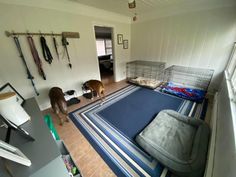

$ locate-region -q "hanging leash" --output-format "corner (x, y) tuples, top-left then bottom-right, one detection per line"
(27, 36), (46, 80)
(53, 36), (59, 60)
(62, 36), (72, 69)
(40, 36), (53, 64)
(13, 36), (39, 96)
(60, 32), (80, 68)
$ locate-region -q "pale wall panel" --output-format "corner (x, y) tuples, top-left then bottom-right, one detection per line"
(131, 6), (236, 90)
(212, 76), (236, 177)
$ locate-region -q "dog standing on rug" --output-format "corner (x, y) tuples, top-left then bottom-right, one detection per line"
(82, 80), (105, 103)
(49, 87), (69, 125)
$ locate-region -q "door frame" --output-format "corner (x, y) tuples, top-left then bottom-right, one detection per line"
(92, 22), (117, 82)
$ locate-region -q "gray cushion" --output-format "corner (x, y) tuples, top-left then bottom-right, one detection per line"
(136, 110), (210, 177)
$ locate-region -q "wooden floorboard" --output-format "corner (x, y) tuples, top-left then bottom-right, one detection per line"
(43, 80), (129, 177)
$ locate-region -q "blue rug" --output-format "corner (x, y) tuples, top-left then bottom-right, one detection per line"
(69, 85), (207, 177)
(98, 88), (188, 140)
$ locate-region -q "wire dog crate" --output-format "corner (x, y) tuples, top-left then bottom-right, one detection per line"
(163, 65), (214, 90)
(126, 60), (166, 80)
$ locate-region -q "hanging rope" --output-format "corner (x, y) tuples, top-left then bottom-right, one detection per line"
(40, 36), (53, 64)
(27, 36), (46, 80)
(13, 36), (39, 96)
(52, 36), (59, 60)
(62, 36), (72, 69)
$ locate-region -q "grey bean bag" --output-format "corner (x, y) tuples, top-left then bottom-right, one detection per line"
(136, 110), (210, 177)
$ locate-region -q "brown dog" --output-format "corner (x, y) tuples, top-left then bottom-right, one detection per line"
(49, 87), (69, 125)
(82, 80), (105, 103)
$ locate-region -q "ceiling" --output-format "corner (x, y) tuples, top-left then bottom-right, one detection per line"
(69, 0), (236, 17)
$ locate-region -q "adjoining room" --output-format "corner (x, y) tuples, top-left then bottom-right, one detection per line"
(94, 26), (115, 85)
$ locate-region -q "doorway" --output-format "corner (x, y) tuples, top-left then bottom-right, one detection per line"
(94, 26), (115, 85)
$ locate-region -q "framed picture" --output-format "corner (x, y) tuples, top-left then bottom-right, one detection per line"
(117, 34), (123, 45)
(123, 40), (128, 49)
(0, 140), (31, 166)
(0, 83), (25, 106)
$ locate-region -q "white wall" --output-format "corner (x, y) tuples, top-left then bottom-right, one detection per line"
(209, 75), (236, 177)
(0, 3), (131, 110)
(131, 6), (236, 91)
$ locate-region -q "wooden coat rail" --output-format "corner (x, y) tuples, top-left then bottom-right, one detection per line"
(5, 31), (80, 38)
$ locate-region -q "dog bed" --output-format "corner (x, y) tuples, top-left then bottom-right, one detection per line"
(136, 110), (210, 177)
(129, 77), (163, 89)
(160, 82), (206, 102)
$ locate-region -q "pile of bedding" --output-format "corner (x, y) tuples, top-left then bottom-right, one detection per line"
(128, 77), (163, 89)
(160, 82), (206, 102)
(128, 78), (207, 102)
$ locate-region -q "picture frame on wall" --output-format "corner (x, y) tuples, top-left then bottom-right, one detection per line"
(117, 34), (123, 45)
(0, 83), (25, 106)
(123, 40), (128, 49)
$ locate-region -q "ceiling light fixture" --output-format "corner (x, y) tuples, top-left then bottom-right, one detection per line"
(128, 0), (136, 9)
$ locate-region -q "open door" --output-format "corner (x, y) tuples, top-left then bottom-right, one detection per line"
(94, 26), (115, 85)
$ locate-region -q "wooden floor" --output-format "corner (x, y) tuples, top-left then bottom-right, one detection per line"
(43, 80), (129, 177)
(101, 71), (114, 85)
